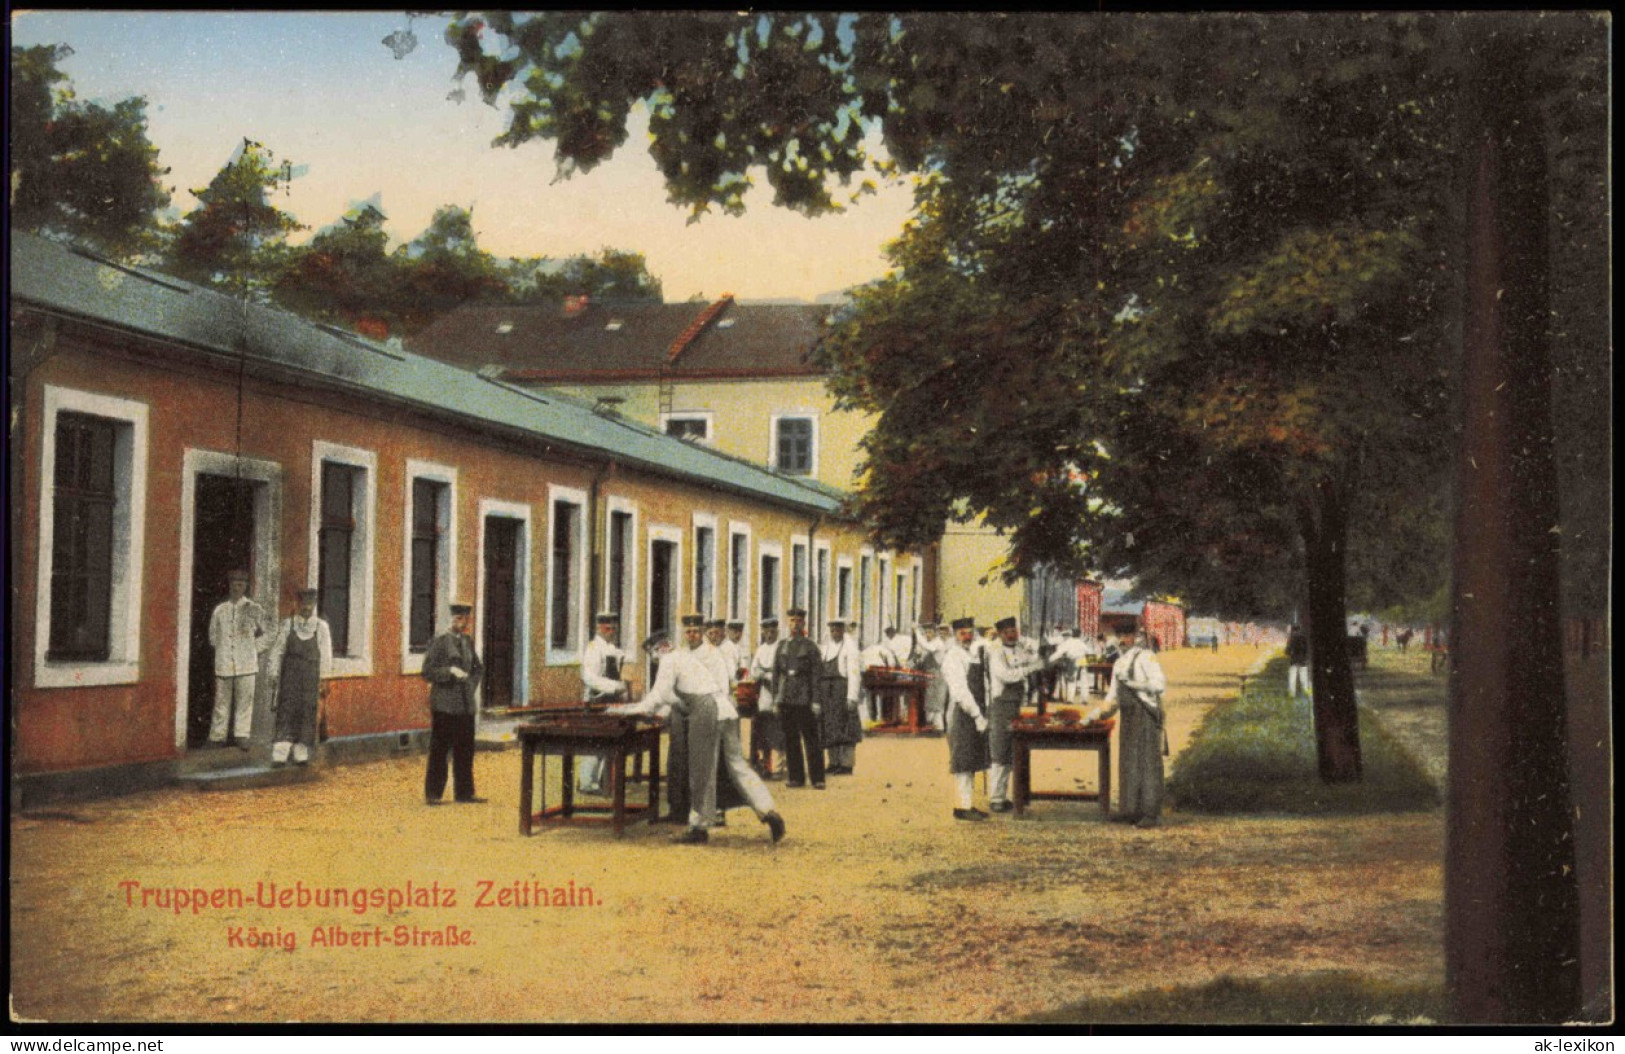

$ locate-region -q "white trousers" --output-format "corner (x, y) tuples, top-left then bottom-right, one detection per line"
(989, 762), (1011, 803)
(211, 675), (255, 741)
(1288, 664), (1311, 698)
(271, 740), (310, 764)
(955, 772), (977, 809)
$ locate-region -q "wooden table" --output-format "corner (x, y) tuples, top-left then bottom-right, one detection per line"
(517, 714), (663, 837)
(1010, 718), (1114, 818)
(1085, 662), (1115, 696)
(863, 669), (933, 734)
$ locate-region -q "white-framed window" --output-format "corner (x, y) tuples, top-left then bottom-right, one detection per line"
(814, 540), (831, 631)
(402, 461), (458, 674)
(837, 556), (854, 624)
(770, 412), (818, 476)
(34, 385), (149, 689)
(547, 484), (589, 664)
(647, 524), (683, 642)
(604, 496), (639, 656)
(759, 542), (783, 622)
(693, 512), (719, 620)
(910, 556), (925, 626)
(896, 567), (911, 629)
(790, 534), (809, 613)
(661, 411), (714, 443)
(309, 441), (377, 676)
(727, 523), (752, 623)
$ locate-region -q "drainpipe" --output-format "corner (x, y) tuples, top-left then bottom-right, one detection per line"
(588, 459), (614, 642)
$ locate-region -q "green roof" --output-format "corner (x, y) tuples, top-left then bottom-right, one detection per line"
(10, 232), (847, 516)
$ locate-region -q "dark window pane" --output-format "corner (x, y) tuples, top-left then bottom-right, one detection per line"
(318, 462), (359, 655)
(666, 418), (707, 440)
(409, 480), (444, 651)
(47, 414), (117, 662)
(551, 502), (576, 649)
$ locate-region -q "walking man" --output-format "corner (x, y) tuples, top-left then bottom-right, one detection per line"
(773, 608), (825, 789)
(422, 603), (484, 805)
(611, 615), (785, 845)
(208, 569), (270, 750)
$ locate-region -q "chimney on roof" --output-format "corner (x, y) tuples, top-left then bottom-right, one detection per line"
(564, 294), (590, 318)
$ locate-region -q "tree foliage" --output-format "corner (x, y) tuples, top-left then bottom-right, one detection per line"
(9, 43), (172, 257)
(166, 138), (305, 294)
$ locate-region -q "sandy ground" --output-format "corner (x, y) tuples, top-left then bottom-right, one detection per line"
(9, 645), (1444, 1025)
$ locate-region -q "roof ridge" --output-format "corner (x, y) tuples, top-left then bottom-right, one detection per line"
(666, 293), (734, 365)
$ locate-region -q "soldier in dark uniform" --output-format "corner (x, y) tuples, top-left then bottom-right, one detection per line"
(421, 603), (484, 805)
(773, 608), (825, 788)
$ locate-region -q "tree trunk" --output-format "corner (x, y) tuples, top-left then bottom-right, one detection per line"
(1299, 478), (1362, 783)
(1445, 31), (1580, 1024)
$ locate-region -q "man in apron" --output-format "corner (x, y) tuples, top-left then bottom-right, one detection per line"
(267, 588), (333, 767)
(986, 616), (1043, 813)
(1089, 626), (1169, 828)
(820, 619), (863, 775)
(942, 617), (992, 820)
(748, 618), (786, 777)
(577, 612), (628, 795)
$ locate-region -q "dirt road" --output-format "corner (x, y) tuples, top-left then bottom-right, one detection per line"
(9, 645), (1443, 1024)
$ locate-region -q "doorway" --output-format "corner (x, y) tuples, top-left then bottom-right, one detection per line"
(482, 517), (522, 710)
(186, 474), (258, 747)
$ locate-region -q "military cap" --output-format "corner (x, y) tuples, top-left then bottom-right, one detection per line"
(995, 616), (1019, 631)
(450, 603), (473, 615)
(760, 617), (779, 628)
(952, 616), (976, 631)
(705, 618), (726, 629)
(727, 620), (744, 630)
(595, 611), (620, 624)
(680, 614), (706, 627)
(295, 587), (319, 601)
(787, 607), (808, 618)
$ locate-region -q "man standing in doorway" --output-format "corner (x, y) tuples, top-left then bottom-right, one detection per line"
(986, 616), (1043, 813)
(422, 603), (484, 805)
(774, 608), (825, 789)
(208, 569), (270, 751)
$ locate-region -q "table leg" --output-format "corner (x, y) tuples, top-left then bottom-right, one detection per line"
(1099, 740), (1112, 819)
(647, 736), (662, 822)
(519, 738), (535, 836)
(1013, 739), (1029, 816)
(561, 752), (575, 818)
(611, 746), (627, 837)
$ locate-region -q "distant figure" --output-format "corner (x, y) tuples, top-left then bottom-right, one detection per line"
(1397, 628), (1414, 653)
(1286, 625), (1310, 699)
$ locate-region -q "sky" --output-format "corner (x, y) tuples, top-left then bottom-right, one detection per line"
(10, 10), (919, 303)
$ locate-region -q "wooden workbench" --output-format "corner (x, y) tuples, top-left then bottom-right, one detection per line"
(516, 713), (664, 837)
(1010, 716), (1115, 818)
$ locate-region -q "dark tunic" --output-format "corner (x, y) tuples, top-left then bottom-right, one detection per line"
(948, 648), (992, 774)
(272, 625), (321, 747)
(987, 681), (1024, 767)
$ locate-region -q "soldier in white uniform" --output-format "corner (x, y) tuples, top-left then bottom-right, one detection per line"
(986, 616), (1044, 812)
(721, 621), (748, 683)
(749, 618), (786, 776)
(208, 569), (271, 750)
(611, 614), (785, 845)
(576, 612), (627, 795)
(942, 617), (991, 820)
(820, 620), (864, 774)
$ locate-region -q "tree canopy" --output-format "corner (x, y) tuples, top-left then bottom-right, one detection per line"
(9, 44), (172, 257)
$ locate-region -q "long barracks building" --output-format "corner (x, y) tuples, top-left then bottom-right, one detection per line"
(8, 232), (933, 804)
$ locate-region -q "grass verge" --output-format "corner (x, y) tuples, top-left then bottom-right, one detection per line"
(1167, 657), (1440, 814)
(1022, 971), (1446, 1025)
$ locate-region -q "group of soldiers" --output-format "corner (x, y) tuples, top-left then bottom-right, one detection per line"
(575, 608), (1170, 838)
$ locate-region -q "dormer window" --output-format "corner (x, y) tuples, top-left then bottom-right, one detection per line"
(716, 318), (736, 330)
